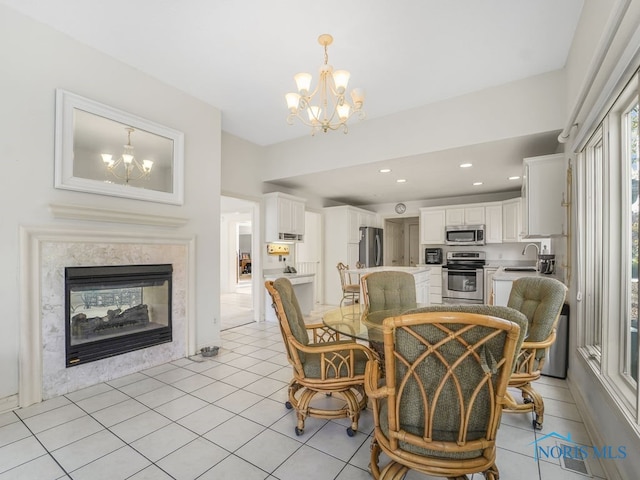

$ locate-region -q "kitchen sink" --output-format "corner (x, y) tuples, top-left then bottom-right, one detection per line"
(503, 266), (538, 272)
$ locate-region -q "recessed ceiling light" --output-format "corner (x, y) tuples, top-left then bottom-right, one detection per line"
(508, 175), (521, 180)
(460, 163), (473, 168)
(397, 179), (407, 183)
(473, 182), (483, 186)
(379, 168), (391, 173)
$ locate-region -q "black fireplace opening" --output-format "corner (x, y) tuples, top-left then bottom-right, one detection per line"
(65, 264), (173, 367)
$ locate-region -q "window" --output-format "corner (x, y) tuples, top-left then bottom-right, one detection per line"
(577, 70), (640, 421)
(626, 102), (638, 384)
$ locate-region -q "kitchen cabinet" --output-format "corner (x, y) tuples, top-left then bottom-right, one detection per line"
(323, 205), (378, 305)
(264, 192), (306, 242)
(414, 269), (431, 304)
(445, 205), (485, 226)
(484, 267), (499, 304)
(427, 265), (442, 304)
(493, 278), (513, 307)
(502, 198), (522, 242)
(419, 208), (446, 244)
(484, 203), (503, 244)
(492, 268), (543, 306)
(522, 153), (566, 237)
(347, 209), (360, 243)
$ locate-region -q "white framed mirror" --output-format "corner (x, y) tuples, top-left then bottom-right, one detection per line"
(54, 89), (184, 205)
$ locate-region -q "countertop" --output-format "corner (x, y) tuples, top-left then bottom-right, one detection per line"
(492, 265), (561, 281)
(263, 270), (315, 280)
(346, 266), (430, 275)
(484, 260), (539, 269)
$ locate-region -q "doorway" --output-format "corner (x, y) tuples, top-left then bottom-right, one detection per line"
(384, 217), (420, 266)
(220, 196), (260, 330)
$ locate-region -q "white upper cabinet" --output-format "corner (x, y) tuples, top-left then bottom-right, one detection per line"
(348, 209), (361, 243)
(484, 203), (503, 243)
(264, 192), (306, 242)
(502, 198), (522, 242)
(420, 208), (446, 244)
(522, 153), (566, 236)
(445, 205), (485, 226)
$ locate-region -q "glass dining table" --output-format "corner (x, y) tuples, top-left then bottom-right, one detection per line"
(322, 303), (429, 359)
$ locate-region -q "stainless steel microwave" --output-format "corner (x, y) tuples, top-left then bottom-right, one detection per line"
(444, 225), (485, 246)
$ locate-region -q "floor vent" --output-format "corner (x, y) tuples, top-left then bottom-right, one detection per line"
(558, 443), (591, 476)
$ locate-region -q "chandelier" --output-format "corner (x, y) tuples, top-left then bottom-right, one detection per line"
(286, 34), (365, 135)
(101, 127), (153, 184)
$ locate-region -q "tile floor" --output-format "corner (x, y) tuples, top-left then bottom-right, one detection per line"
(220, 281), (254, 330)
(0, 309), (608, 480)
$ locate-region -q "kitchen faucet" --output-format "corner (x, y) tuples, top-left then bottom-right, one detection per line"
(522, 243), (540, 270)
(522, 243), (540, 256)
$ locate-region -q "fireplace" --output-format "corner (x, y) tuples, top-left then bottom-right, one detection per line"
(65, 264), (173, 367)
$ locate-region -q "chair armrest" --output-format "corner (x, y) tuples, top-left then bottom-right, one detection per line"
(364, 359), (390, 398)
(305, 323), (348, 343)
(522, 329), (556, 350)
(296, 339), (372, 356)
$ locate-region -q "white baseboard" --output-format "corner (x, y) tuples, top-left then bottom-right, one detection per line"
(566, 376), (623, 480)
(0, 394), (19, 414)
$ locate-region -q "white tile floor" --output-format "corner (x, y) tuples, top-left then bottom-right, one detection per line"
(220, 282), (254, 330)
(0, 311), (607, 480)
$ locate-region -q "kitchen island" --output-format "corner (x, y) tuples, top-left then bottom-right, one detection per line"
(346, 266), (431, 305)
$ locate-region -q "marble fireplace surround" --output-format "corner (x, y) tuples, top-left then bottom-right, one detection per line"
(19, 222), (196, 407)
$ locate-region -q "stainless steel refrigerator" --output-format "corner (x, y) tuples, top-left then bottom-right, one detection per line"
(359, 227), (383, 267)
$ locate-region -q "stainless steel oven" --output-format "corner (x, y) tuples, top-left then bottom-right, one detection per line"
(442, 251), (486, 304)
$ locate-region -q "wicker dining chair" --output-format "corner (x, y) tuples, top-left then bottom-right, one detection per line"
(337, 262), (360, 306)
(265, 278), (372, 436)
(504, 276), (568, 430)
(365, 306), (526, 480)
(360, 270), (417, 312)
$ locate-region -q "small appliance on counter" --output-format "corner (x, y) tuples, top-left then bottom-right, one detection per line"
(425, 247), (443, 264)
(538, 254), (555, 274)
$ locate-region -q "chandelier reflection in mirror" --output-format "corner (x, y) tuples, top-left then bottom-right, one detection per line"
(101, 127), (153, 184)
(286, 34), (365, 135)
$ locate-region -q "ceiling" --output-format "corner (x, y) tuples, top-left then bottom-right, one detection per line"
(2, 0), (584, 207)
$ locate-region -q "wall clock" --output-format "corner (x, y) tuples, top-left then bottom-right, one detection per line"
(395, 203), (407, 214)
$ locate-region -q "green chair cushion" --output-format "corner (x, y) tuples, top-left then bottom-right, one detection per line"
(365, 271), (417, 312)
(273, 278), (309, 361)
(507, 276), (566, 359)
(375, 306), (528, 460)
(405, 304), (529, 365)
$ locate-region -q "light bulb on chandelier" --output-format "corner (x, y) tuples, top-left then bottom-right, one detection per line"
(285, 34), (365, 135)
(101, 127), (153, 184)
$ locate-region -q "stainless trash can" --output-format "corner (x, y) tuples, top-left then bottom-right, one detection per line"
(542, 303), (569, 378)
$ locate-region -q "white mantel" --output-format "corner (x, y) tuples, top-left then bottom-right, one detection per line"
(19, 225), (196, 407)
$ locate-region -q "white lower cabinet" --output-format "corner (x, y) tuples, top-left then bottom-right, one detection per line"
(427, 266), (442, 304)
(493, 278), (513, 307)
(484, 267), (498, 304)
(414, 270), (431, 305)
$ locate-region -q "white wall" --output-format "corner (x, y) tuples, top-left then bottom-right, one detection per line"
(0, 6), (222, 403)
